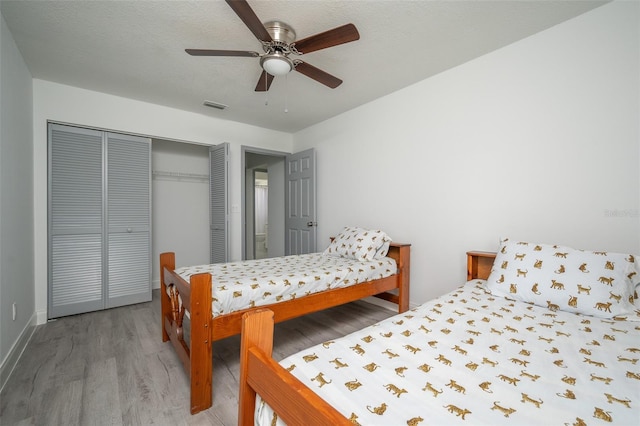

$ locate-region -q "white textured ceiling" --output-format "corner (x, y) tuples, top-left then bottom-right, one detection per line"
(1, 0), (607, 133)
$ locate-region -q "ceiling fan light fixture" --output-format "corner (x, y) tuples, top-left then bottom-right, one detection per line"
(261, 53), (293, 76)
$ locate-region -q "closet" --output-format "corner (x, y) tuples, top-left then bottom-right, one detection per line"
(48, 123), (151, 319)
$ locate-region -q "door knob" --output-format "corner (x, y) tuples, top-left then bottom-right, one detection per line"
(307, 221), (317, 227)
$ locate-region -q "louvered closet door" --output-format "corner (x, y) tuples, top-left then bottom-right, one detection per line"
(209, 143), (229, 263)
(106, 133), (152, 308)
(48, 124), (104, 318)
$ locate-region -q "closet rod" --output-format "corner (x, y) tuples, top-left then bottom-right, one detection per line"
(152, 170), (209, 181)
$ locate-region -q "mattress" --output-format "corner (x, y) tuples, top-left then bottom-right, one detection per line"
(173, 253), (397, 317)
(256, 280), (640, 425)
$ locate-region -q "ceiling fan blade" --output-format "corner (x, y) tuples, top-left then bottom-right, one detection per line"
(185, 49), (259, 57)
(294, 61), (342, 89)
(225, 0), (273, 42)
(255, 70), (275, 92)
(293, 23), (359, 54)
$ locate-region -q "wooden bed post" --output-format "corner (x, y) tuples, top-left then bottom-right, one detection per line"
(239, 309), (352, 426)
(371, 243), (411, 313)
(189, 272), (213, 414)
(159, 252), (175, 342)
(396, 244), (411, 313)
(238, 309), (274, 426)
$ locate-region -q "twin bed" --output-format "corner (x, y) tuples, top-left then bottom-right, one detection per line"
(238, 239), (640, 425)
(160, 227), (410, 414)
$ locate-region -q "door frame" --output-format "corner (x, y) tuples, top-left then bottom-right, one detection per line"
(241, 146), (288, 260)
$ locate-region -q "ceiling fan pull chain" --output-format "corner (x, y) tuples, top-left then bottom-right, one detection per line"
(264, 72), (269, 106)
(284, 74), (289, 113)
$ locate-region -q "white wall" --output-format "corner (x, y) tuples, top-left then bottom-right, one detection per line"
(294, 1), (640, 305)
(0, 14), (35, 387)
(32, 81), (294, 322)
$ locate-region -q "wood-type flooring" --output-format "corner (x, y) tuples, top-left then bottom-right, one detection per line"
(0, 290), (394, 425)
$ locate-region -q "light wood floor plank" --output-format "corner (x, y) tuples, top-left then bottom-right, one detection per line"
(80, 357), (122, 426)
(38, 379), (83, 425)
(1, 290), (393, 425)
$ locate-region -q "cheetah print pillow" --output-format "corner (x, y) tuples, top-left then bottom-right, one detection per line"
(486, 238), (639, 319)
(323, 226), (391, 261)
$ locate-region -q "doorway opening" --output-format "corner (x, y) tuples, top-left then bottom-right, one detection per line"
(253, 170), (269, 259)
(242, 147), (287, 260)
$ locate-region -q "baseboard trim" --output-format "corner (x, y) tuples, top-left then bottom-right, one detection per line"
(0, 312), (37, 393)
(363, 296), (419, 311)
(36, 309), (47, 325)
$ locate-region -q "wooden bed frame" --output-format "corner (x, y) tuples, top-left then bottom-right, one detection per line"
(160, 242), (410, 414)
(237, 250), (495, 426)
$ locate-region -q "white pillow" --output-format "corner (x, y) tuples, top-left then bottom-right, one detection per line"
(486, 238), (639, 319)
(323, 226), (391, 261)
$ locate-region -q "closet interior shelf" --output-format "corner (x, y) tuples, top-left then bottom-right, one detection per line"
(152, 170), (209, 182)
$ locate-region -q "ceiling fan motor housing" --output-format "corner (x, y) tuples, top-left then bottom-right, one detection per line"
(260, 21), (297, 76)
(263, 21), (296, 45)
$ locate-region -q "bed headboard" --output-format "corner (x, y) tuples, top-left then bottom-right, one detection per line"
(387, 241), (410, 263)
(466, 251), (496, 281)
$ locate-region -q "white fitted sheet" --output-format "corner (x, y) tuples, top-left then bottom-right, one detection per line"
(256, 280), (640, 425)
(173, 253), (397, 317)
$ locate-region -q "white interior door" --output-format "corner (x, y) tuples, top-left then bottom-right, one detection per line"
(106, 132), (152, 308)
(285, 148), (316, 255)
(48, 124), (104, 318)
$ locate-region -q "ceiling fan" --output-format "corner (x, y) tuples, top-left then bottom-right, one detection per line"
(186, 0), (360, 92)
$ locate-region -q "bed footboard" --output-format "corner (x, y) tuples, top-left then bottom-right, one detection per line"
(160, 252), (213, 414)
(239, 309), (351, 426)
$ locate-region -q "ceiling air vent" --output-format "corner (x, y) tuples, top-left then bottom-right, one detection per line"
(203, 100), (228, 110)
